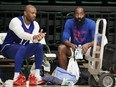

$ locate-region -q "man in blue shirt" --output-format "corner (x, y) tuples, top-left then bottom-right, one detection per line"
(58, 7), (100, 70)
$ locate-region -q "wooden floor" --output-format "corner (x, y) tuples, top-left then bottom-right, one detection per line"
(2, 79), (116, 87)
(0, 58), (116, 87)
(0, 80), (89, 87)
(3, 84), (90, 87)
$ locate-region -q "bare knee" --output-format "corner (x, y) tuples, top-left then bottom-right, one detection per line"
(58, 44), (72, 58)
(58, 45), (67, 58)
(95, 46), (100, 58)
(58, 45), (69, 69)
(96, 46), (100, 51)
(58, 45), (67, 53)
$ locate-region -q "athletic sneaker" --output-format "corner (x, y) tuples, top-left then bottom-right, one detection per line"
(13, 74), (26, 85)
(29, 74), (46, 85)
(61, 78), (74, 86)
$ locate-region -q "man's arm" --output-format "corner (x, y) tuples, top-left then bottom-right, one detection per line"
(62, 19), (78, 50)
(64, 40), (77, 50)
(82, 20), (96, 54)
(82, 41), (94, 55)
(9, 17), (34, 41)
(9, 17), (45, 42)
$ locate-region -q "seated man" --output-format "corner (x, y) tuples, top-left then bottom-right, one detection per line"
(58, 7), (100, 70)
(1, 5), (46, 85)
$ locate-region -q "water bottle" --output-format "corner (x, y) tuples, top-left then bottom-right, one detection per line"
(75, 45), (83, 59)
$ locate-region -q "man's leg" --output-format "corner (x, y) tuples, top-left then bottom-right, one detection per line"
(58, 44), (72, 70)
(24, 43), (43, 70)
(95, 46), (100, 69)
(15, 43), (44, 85)
(85, 46), (100, 69)
(2, 44), (27, 84)
(24, 43), (45, 85)
(2, 44), (26, 72)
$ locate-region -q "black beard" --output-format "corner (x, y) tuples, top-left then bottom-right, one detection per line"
(75, 17), (85, 26)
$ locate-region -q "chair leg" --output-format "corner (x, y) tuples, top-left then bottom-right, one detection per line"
(21, 59), (31, 78)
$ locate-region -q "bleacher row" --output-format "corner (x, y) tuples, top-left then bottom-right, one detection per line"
(0, 0), (116, 6)
(0, 5), (116, 52)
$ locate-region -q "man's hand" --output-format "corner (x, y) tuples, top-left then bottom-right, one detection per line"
(38, 29), (46, 41)
(70, 43), (78, 51)
(33, 29), (46, 41)
(82, 43), (89, 54)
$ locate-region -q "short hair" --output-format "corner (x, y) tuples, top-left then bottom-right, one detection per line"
(74, 7), (85, 14)
(24, 4), (36, 11)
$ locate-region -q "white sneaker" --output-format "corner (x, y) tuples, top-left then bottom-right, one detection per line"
(4, 79), (13, 87)
(61, 78), (74, 86)
(0, 78), (4, 85)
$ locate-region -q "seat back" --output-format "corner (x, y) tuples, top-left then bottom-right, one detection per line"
(0, 33), (7, 45)
(0, 33), (7, 59)
(0, 0), (22, 5)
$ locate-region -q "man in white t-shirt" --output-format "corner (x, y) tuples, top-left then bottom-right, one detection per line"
(1, 5), (46, 85)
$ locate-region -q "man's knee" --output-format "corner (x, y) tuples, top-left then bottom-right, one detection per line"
(19, 46), (26, 52)
(58, 45), (67, 58)
(58, 45), (67, 52)
(58, 44), (71, 57)
(35, 43), (43, 50)
(96, 46), (100, 51)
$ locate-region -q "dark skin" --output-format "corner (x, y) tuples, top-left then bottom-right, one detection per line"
(58, 7), (99, 70)
(23, 5), (46, 41)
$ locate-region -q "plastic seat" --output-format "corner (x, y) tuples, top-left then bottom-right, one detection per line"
(81, 0), (102, 5)
(30, 37), (56, 73)
(28, 0), (48, 4)
(66, 12), (74, 19)
(0, 33), (7, 59)
(0, 0), (22, 5)
(55, 0), (76, 4)
(107, 0), (116, 5)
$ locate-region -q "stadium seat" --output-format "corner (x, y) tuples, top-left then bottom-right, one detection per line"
(55, 0), (76, 5)
(0, 0), (22, 5)
(28, 0), (48, 4)
(81, 0), (102, 5)
(107, 0), (116, 5)
(66, 12), (74, 19)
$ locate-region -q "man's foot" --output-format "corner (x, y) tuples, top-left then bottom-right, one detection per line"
(29, 74), (46, 85)
(13, 74), (26, 85)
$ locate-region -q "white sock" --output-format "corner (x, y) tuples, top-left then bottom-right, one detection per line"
(35, 69), (42, 80)
(13, 72), (20, 81)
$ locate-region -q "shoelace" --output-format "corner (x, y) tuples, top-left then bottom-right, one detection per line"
(16, 75), (25, 82)
(30, 75), (37, 82)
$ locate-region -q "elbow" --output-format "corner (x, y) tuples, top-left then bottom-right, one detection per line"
(16, 32), (25, 39)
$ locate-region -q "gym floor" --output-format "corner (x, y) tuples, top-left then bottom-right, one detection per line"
(4, 84), (89, 87)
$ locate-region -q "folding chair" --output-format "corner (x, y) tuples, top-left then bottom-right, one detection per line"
(0, 33), (7, 59)
(30, 38), (56, 74)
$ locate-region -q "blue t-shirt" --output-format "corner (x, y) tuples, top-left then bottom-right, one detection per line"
(62, 18), (96, 45)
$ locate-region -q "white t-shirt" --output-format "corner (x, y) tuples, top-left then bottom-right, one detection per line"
(9, 16), (44, 43)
